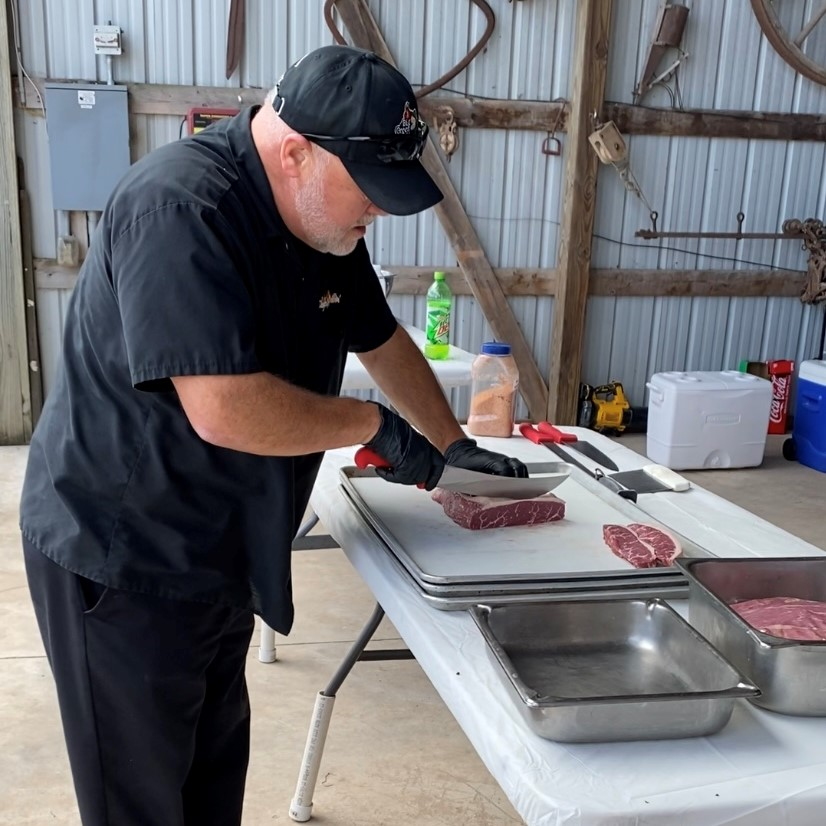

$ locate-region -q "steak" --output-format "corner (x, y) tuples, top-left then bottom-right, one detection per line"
(729, 596), (826, 641)
(627, 523), (682, 566)
(431, 488), (566, 530)
(602, 523), (682, 569)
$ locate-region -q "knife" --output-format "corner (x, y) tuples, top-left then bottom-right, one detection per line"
(354, 447), (568, 499)
(536, 422), (619, 471)
(518, 424), (637, 502)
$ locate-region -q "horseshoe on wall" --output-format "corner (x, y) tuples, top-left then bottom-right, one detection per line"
(323, 0), (496, 98)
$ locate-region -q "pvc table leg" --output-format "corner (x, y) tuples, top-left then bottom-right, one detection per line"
(288, 603), (414, 821)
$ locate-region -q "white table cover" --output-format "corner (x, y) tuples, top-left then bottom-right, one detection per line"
(310, 429), (826, 826)
(341, 323), (475, 391)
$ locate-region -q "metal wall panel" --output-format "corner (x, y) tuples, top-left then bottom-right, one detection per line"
(14, 0), (826, 418)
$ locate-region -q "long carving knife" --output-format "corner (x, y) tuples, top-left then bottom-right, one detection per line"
(536, 422), (619, 471)
(519, 424), (637, 502)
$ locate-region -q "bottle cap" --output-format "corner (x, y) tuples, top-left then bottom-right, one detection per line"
(434, 271), (446, 281)
(480, 341), (511, 356)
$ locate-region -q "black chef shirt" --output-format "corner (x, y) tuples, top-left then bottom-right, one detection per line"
(20, 107), (397, 634)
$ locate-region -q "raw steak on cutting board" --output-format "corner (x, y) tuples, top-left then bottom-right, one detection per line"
(729, 596), (826, 641)
(602, 523), (682, 569)
(431, 488), (566, 530)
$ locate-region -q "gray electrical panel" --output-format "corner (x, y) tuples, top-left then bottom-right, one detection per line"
(44, 83), (131, 211)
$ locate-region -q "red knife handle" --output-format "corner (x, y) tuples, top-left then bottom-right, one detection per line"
(537, 422), (576, 443)
(354, 446), (390, 469)
(518, 423), (546, 444)
(354, 447), (426, 489)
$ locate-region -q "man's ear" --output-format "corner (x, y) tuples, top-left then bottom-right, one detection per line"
(280, 133), (313, 179)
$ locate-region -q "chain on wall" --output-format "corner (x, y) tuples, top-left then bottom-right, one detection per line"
(785, 219), (826, 305)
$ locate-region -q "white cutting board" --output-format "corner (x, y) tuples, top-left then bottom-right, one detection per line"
(343, 471), (691, 583)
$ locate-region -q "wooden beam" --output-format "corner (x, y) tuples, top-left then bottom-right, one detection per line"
(333, 0), (549, 419)
(37, 259), (805, 298)
(588, 269), (806, 298)
(0, 1), (31, 444)
(388, 267), (558, 296)
(548, 0), (613, 425)
(608, 103), (826, 141)
(20, 77), (826, 142)
(18, 167), (43, 426)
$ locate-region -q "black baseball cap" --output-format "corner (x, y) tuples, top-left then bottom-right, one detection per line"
(273, 45), (443, 216)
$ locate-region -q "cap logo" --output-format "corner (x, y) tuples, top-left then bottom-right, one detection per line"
(393, 102), (417, 136)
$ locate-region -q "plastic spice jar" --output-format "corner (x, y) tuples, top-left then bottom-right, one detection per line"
(467, 342), (520, 438)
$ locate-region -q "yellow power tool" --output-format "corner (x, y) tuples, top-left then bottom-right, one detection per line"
(578, 381), (632, 434)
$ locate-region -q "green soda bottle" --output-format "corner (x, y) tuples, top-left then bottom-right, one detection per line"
(424, 271), (452, 360)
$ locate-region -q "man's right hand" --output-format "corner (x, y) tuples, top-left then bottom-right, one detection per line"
(365, 403), (445, 490)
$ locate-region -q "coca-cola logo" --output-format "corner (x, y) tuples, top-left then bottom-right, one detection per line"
(769, 397), (785, 423)
(769, 374), (790, 424)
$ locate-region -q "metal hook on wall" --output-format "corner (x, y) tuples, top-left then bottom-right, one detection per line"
(541, 98), (567, 157)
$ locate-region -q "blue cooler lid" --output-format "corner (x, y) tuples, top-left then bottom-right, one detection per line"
(799, 360), (826, 385)
(481, 341), (511, 356)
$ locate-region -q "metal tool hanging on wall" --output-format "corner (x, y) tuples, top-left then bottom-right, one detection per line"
(433, 107), (459, 162)
(225, 0), (246, 78)
(588, 118), (657, 215)
(633, 3), (690, 104)
(541, 99), (567, 157)
(635, 211), (808, 241)
(636, 213), (826, 306)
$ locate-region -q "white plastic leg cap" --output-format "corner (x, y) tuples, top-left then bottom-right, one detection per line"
(289, 801), (313, 822)
(258, 648), (277, 663)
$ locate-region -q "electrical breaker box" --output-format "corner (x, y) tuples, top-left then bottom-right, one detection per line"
(44, 83), (131, 211)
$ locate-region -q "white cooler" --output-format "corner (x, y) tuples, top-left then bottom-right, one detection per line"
(646, 370), (772, 470)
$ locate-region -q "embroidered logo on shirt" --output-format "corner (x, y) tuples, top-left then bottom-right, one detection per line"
(319, 291), (341, 311)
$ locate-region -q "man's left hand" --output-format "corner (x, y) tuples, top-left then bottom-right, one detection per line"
(443, 437), (528, 478)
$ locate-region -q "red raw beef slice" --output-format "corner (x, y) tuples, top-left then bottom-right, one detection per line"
(431, 488), (565, 530)
(602, 523), (682, 569)
(627, 523), (681, 566)
(729, 596), (826, 641)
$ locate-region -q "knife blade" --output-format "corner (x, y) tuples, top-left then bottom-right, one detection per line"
(519, 425), (637, 502)
(353, 447), (569, 499)
(536, 422), (619, 471)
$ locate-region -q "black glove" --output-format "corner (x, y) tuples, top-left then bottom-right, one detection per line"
(443, 437), (529, 478)
(365, 403), (445, 490)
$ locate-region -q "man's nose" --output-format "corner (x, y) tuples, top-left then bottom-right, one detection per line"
(366, 203), (389, 217)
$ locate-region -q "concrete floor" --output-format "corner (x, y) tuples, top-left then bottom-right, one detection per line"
(1, 435), (825, 825)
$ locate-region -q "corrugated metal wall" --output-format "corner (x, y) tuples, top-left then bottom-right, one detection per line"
(13, 0), (826, 414)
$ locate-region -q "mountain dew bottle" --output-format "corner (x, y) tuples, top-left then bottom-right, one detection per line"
(424, 271), (452, 360)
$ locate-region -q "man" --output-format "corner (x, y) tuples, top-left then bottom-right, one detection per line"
(19, 45), (527, 826)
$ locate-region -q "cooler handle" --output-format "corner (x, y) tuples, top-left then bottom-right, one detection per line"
(645, 382), (664, 403)
(801, 392), (822, 411)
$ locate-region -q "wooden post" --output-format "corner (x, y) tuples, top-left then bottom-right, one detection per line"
(0, 0), (32, 444)
(547, 0), (613, 424)
(333, 0), (549, 419)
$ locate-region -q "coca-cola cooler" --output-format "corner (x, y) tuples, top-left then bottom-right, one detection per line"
(790, 360), (826, 473)
(645, 370), (772, 470)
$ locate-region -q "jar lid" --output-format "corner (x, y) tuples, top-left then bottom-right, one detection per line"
(480, 341), (511, 356)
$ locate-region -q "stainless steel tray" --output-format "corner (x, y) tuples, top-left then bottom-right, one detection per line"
(340, 484), (690, 608)
(470, 599), (758, 742)
(340, 463), (711, 597)
(677, 556), (826, 716)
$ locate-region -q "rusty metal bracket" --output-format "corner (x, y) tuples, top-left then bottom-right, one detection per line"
(636, 211), (806, 240)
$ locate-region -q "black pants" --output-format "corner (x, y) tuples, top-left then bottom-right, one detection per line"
(23, 538), (256, 826)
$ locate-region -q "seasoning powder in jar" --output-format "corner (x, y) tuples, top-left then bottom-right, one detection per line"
(467, 342), (519, 437)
